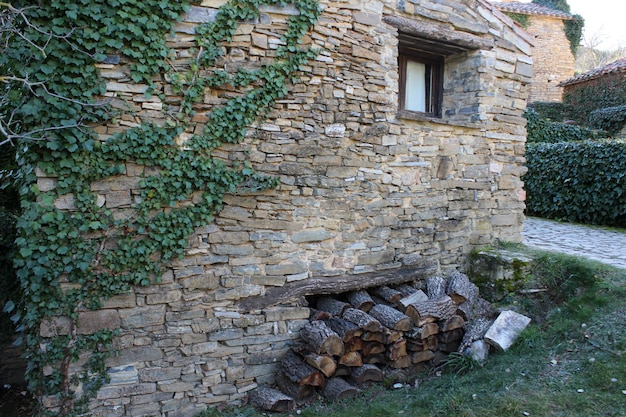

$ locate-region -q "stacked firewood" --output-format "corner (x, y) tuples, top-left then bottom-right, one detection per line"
(250, 272), (504, 411)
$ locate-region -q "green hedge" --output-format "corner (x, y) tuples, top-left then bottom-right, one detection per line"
(525, 108), (601, 143)
(524, 140), (626, 227)
(588, 105), (626, 136)
(563, 75), (626, 125)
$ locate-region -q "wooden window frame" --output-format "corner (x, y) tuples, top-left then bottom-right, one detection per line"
(398, 47), (444, 118)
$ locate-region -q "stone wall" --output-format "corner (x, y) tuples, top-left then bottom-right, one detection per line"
(37, 1), (533, 416)
(525, 15), (574, 103)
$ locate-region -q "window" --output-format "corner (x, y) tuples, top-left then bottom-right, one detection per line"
(398, 51), (443, 117)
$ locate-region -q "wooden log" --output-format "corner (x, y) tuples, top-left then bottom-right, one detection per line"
(457, 297), (497, 322)
(406, 322), (439, 340)
(316, 297), (350, 317)
(406, 339), (423, 352)
(274, 371), (317, 404)
(411, 350), (434, 363)
(362, 341), (385, 356)
(459, 317), (494, 352)
(297, 349), (337, 378)
(249, 386), (296, 412)
(322, 377), (359, 401)
(438, 340), (461, 353)
(389, 355), (412, 369)
(387, 338), (408, 361)
(342, 308), (381, 332)
(370, 286), (403, 303)
(397, 289), (428, 310)
(339, 351), (363, 367)
(368, 304), (414, 332)
(300, 320), (344, 356)
(405, 295), (457, 326)
(348, 364), (384, 387)
(363, 353), (386, 364)
(438, 328), (464, 344)
(333, 365), (350, 377)
(484, 310), (531, 351)
(239, 263), (438, 310)
(440, 315), (465, 332)
(281, 350), (326, 387)
(344, 336), (365, 352)
(423, 335), (438, 351)
(393, 283), (418, 297)
(384, 328), (404, 344)
(347, 290), (375, 312)
(426, 275), (447, 298)
(325, 317), (363, 342)
(446, 271), (479, 304)
(361, 331), (385, 343)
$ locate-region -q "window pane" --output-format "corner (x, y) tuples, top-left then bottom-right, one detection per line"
(405, 60), (426, 112)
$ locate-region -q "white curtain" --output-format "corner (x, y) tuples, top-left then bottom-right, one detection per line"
(405, 60), (426, 112)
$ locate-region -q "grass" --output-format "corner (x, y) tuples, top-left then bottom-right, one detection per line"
(196, 245), (626, 417)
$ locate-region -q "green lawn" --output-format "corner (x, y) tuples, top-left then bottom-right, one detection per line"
(197, 247), (626, 417)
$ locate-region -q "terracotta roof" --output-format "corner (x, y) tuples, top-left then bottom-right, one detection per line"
(492, 2), (575, 20)
(559, 58), (626, 87)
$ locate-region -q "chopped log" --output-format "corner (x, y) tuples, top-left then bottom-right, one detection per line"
(342, 307), (382, 332)
(411, 350), (434, 363)
(344, 336), (365, 352)
(484, 310), (531, 351)
(406, 323), (439, 340)
(348, 364), (384, 387)
(339, 351), (363, 367)
(281, 350), (326, 387)
(397, 289), (428, 310)
(325, 317), (363, 342)
(362, 341), (385, 356)
(438, 328), (464, 344)
(405, 295), (457, 326)
(446, 271), (479, 304)
(347, 290), (375, 312)
(423, 335), (438, 351)
(426, 275), (447, 298)
(440, 315), (465, 332)
(465, 339), (489, 361)
(384, 328), (404, 344)
(389, 355), (412, 369)
(387, 338), (408, 361)
(309, 309), (332, 321)
(361, 331), (385, 343)
(300, 320), (344, 356)
(368, 304), (413, 331)
(393, 283), (418, 297)
(459, 317), (494, 352)
(322, 377), (359, 401)
(370, 286), (403, 303)
(406, 339), (423, 352)
(333, 365), (350, 377)
(249, 386), (296, 412)
(274, 371), (317, 404)
(297, 349), (337, 378)
(239, 263), (438, 310)
(316, 297), (350, 317)
(362, 353), (386, 364)
(457, 297), (497, 322)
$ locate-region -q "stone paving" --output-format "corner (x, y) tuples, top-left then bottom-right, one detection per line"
(522, 217), (626, 269)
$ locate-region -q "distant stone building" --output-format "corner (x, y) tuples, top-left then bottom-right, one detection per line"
(493, 0), (576, 103)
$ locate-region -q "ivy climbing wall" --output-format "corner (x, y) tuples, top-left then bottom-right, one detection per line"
(12, 0), (534, 415)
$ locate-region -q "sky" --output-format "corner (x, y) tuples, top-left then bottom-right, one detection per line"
(515, 0), (626, 50)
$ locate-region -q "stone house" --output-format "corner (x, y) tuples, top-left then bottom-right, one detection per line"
(493, 0), (575, 103)
(38, 1), (534, 416)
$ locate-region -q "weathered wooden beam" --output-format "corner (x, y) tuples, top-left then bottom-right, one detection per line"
(383, 16), (494, 52)
(238, 262), (439, 311)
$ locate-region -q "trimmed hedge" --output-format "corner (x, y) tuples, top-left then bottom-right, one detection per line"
(525, 108), (601, 144)
(588, 105), (626, 136)
(524, 139), (626, 227)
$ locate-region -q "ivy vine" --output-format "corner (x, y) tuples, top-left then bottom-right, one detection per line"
(3, 0), (319, 415)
